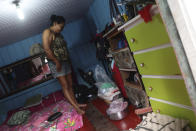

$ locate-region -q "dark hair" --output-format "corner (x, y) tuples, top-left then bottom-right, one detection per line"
(50, 15), (65, 26)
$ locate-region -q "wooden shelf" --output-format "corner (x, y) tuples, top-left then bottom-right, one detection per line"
(103, 24), (122, 39)
(103, 26), (118, 38)
(107, 47), (130, 57)
(118, 5), (158, 31)
(106, 54), (113, 58)
(111, 47), (129, 54)
(124, 81), (143, 90)
(119, 68), (137, 72)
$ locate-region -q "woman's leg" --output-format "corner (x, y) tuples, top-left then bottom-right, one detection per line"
(57, 75), (85, 114)
(66, 73), (87, 107)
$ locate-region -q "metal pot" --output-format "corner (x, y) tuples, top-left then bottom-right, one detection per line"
(108, 106), (129, 120)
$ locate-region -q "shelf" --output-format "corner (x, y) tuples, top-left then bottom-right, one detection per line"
(118, 5), (159, 31)
(111, 47), (129, 54)
(106, 54), (113, 58)
(103, 26), (119, 38)
(119, 68), (137, 72)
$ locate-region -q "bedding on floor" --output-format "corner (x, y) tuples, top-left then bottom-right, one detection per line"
(0, 91), (83, 131)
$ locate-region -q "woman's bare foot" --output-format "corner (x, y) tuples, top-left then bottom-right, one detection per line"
(76, 108), (85, 115)
(78, 104), (87, 107)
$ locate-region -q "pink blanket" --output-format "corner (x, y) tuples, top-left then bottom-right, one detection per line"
(0, 100), (83, 131)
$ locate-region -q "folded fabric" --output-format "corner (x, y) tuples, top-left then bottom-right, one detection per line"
(7, 110), (31, 126)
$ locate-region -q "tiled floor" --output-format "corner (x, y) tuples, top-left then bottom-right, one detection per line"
(79, 98), (141, 131)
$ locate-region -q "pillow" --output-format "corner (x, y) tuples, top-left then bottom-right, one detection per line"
(7, 110), (31, 126)
(29, 43), (44, 56)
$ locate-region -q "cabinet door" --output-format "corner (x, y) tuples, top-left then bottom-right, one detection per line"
(142, 78), (192, 106)
(125, 14), (170, 52)
(150, 100), (196, 130)
(134, 47), (181, 75)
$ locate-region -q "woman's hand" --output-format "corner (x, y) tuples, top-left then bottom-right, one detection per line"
(55, 61), (62, 72)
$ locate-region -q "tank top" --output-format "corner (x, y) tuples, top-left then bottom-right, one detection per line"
(50, 34), (69, 61)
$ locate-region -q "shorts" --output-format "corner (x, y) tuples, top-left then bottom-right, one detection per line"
(48, 60), (72, 78)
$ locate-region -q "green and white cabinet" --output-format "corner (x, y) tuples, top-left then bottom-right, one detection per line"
(119, 6), (196, 130)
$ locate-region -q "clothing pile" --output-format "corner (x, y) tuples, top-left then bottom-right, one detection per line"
(129, 112), (191, 131)
(7, 110), (31, 126)
(73, 84), (97, 104)
(74, 68), (98, 104)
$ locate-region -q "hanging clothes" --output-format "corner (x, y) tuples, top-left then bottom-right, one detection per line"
(111, 60), (128, 98)
(138, 4), (152, 23)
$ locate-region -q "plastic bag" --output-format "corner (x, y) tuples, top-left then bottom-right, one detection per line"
(95, 82), (118, 96)
(95, 82), (120, 101)
(106, 99), (128, 115)
(94, 65), (121, 101)
(94, 65), (113, 83)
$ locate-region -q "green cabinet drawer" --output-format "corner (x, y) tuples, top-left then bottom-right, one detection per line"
(150, 100), (196, 130)
(125, 14), (170, 52)
(134, 47), (181, 75)
(142, 78), (192, 106)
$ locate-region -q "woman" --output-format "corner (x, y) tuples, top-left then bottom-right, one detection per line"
(42, 15), (86, 114)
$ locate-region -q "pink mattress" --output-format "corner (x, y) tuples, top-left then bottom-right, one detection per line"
(0, 99), (83, 131)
